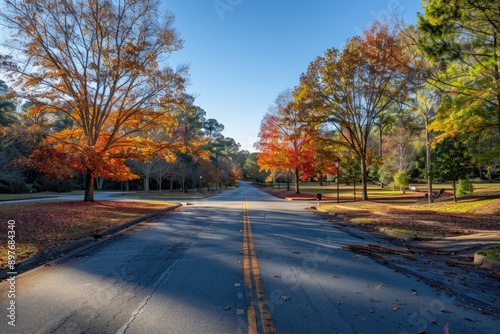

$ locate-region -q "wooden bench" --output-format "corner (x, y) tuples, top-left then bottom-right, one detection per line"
(425, 188), (445, 198)
(433, 188), (445, 198)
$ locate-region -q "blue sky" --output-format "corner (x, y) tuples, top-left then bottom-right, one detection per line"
(163, 0), (423, 151)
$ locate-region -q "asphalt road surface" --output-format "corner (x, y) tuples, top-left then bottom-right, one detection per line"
(1, 182), (498, 333)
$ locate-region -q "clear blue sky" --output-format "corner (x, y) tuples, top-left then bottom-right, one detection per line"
(163, 0), (423, 151)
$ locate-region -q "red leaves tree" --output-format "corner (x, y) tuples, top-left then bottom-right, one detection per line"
(256, 90), (316, 194)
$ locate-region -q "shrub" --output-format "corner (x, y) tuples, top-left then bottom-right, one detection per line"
(9, 180), (29, 194)
(32, 182), (43, 192)
(393, 170), (410, 193)
(457, 178), (474, 196)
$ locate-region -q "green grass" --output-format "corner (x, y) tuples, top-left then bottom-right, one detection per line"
(281, 180), (500, 196)
(480, 248), (500, 261)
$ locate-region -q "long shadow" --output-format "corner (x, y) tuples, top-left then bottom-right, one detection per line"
(1, 182), (498, 334)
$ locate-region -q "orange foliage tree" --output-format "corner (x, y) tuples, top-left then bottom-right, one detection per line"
(256, 90), (316, 194)
(295, 22), (409, 200)
(0, 0), (186, 201)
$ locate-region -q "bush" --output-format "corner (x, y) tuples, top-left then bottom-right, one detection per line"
(9, 180), (29, 194)
(457, 178), (474, 196)
(393, 170), (410, 193)
(31, 182), (43, 192)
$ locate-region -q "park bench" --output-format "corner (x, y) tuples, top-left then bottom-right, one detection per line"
(423, 188), (445, 199)
(433, 188), (445, 198)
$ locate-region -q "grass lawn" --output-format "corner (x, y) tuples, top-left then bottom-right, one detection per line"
(480, 247), (500, 261)
(264, 181), (500, 239)
(0, 200), (178, 269)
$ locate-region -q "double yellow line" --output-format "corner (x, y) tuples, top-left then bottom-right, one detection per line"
(243, 200), (275, 334)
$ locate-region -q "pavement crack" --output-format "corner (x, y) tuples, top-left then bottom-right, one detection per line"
(117, 240), (196, 334)
(49, 311), (77, 334)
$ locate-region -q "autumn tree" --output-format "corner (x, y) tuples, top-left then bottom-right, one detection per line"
(312, 127), (341, 186)
(418, 0), (500, 167)
(207, 136), (241, 189)
(296, 22), (409, 200)
(256, 89), (316, 194)
(255, 113), (287, 184)
(394, 20), (442, 201)
(0, 0), (186, 201)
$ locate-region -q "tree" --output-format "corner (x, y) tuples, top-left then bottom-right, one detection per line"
(242, 152), (259, 179)
(418, 0), (500, 162)
(296, 22), (409, 200)
(0, 80), (17, 126)
(393, 170), (410, 194)
(311, 127), (341, 186)
(395, 21), (441, 202)
(128, 159), (154, 193)
(0, 0), (186, 201)
(256, 89), (316, 194)
(432, 136), (472, 202)
(384, 120), (418, 177)
(203, 118), (225, 140)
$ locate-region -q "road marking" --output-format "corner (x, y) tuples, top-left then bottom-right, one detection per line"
(243, 200), (275, 334)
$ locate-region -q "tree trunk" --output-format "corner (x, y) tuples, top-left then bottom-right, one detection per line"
(425, 114), (433, 203)
(84, 169), (95, 202)
(144, 175), (150, 193)
(453, 179), (457, 203)
(353, 179), (356, 201)
(360, 157), (368, 201)
(379, 125), (383, 159)
(295, 168), (300, 194)
(96, 176), (104, 190)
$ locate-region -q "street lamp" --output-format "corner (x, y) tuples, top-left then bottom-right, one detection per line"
(335, 160), (340, 204)
(199, 175), (203, 193)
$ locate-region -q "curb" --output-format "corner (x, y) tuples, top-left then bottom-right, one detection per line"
(473, 251), (500, 272)
(0, 203), (183, 279)
(377, 227), (415, 241)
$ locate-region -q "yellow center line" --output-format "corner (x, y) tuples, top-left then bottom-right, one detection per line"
(243, 200), (275, 334)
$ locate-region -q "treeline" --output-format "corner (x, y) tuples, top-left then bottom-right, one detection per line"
(256, 1), (500, 202)
(0, 84), (253, 196)
(0, 0), (255, 201)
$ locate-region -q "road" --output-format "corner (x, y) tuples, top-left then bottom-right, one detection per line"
(1, 182), (498, 333)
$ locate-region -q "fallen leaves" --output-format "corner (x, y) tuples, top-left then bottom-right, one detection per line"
(0, 200), (176, 268)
